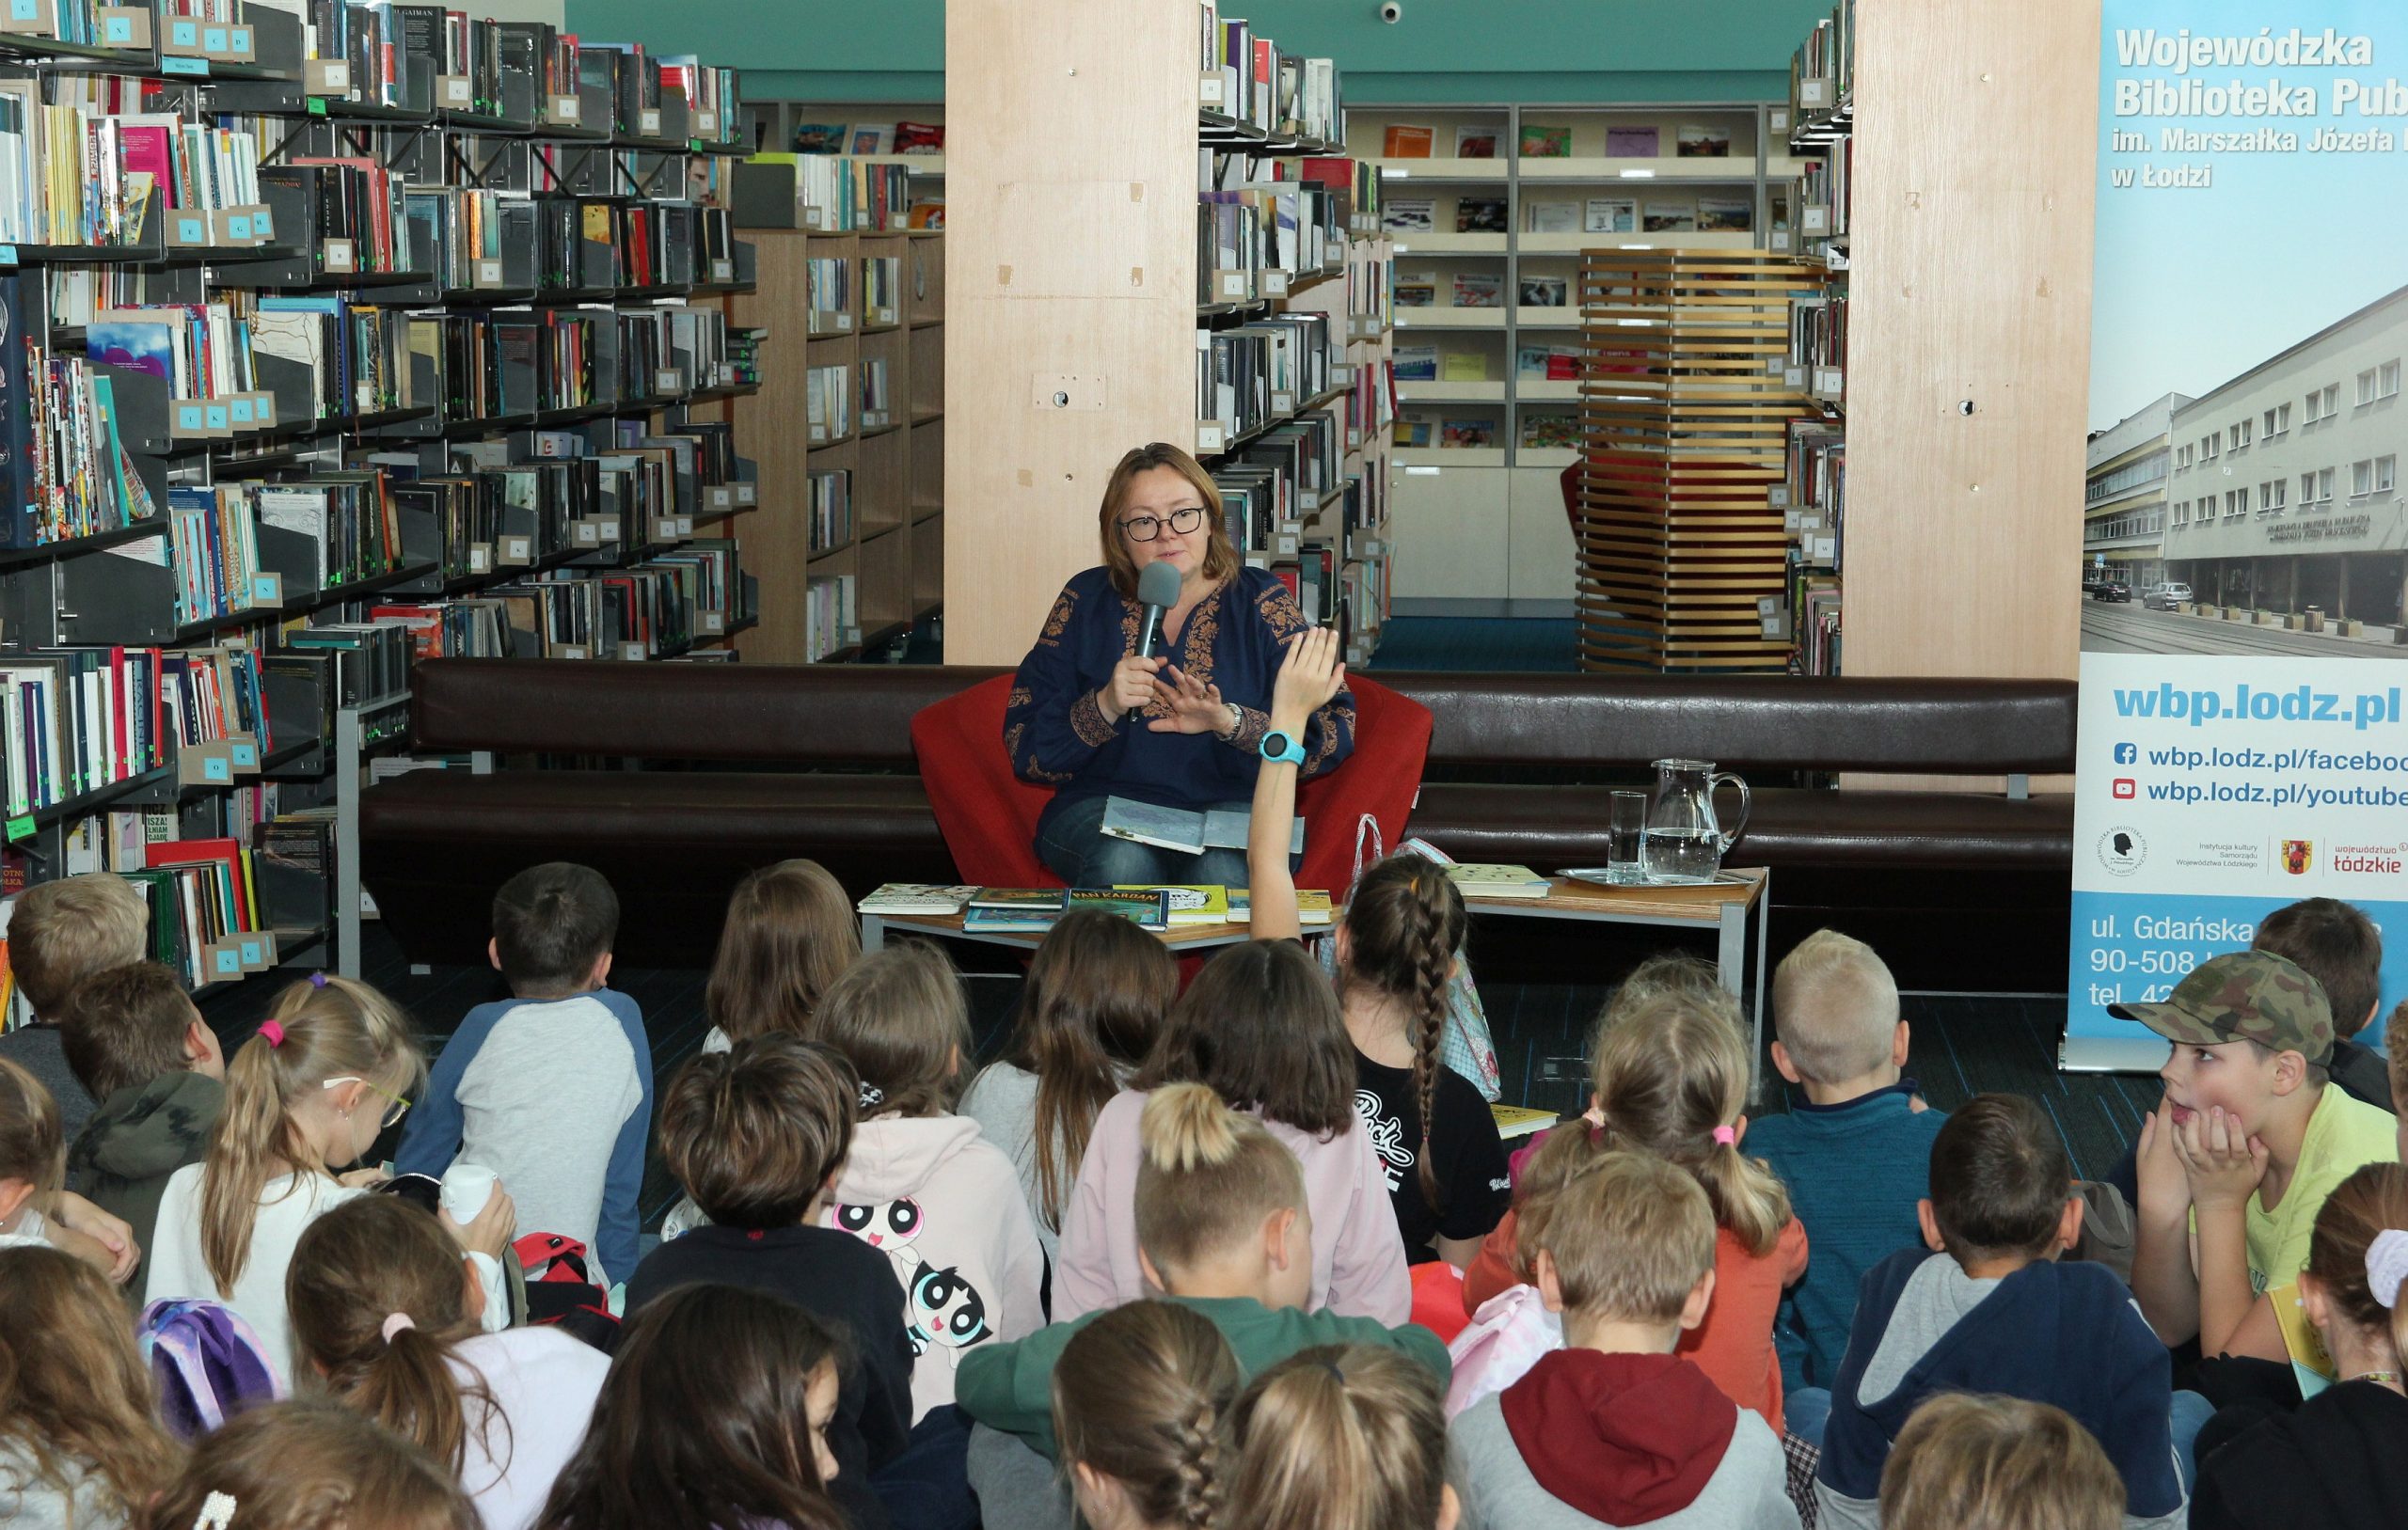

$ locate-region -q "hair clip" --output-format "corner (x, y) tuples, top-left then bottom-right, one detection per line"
(258, 1019), (286, 1049)
(858, 1083), (885, 1110)
(191, 1491), (237, 1530)
(381, 1311), (416, 1343)
(1711, 1125), (1737, 1146)
(1319, 1357), (1347, 1384)
(2368, 1229), (2408, 1311)
(310, 971), (329, 988)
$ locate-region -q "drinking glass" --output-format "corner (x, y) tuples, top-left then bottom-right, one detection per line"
(1607, 790), (1648, 884)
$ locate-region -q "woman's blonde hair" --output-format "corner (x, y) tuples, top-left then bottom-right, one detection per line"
(0, 1056), (64, 1207)
(1519, 990), (1791, 1258)
(0, 1246), (183, 1523)
(144, 1398), (476, 1530)
(2304, 1160), (2408, 1371)
(287, 1196), (506, 1480)
(1228, 1344), (1450, 1530)
(1133, 1083), (1307, 1275)
(1052, 1301), (1241, 1530)
(705, 860), (861, 1047)
(1096, 443), (1237, 599)
(200, 976), (422, 1296)
(1877, 1394), (2119, 1530)
(810, 940), (970, 1117)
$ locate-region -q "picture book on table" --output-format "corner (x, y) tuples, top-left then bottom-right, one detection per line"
(1517, 124), (1572, 158)
(1518, 276), (1568, 308)
(1454, 197), (1508, 233)
(1698, 195), (1753, 232)
(1113, 884), (1231, 925)
(791, 122), (848, 154)
(1441, 418), (1494, 449)
(1383, 197), (1434, 233)
(1585, 197), (1637, 232)
(1382, 123), (1434, 157)
(1605, 125), (1659, 157)
(968, 888), (1069, 911)
(857, 883), (979, 915)
(1643, 199), (1697, 232)
(1450, 272), (1502, 308)
(893, 120), (944, 154)
(1677, 123), (1732, 157)
(1453, 124), (1498, 158)
(1228, 889), (1334, 925)
(1065, 888), (1171, 931)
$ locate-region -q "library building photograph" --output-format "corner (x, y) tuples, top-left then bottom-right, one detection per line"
(7, 1), (2408, 1528)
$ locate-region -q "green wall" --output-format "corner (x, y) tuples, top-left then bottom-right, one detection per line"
(562, 0), (1835, 103)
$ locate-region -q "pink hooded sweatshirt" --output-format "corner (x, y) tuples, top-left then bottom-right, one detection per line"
(822, 1113), (1048, 1423)
(1055, 1088), (1413, 1324)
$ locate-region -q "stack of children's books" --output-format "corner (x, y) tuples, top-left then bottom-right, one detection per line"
(964, 888), (1172, 933)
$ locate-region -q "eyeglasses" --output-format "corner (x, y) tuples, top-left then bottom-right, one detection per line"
(324, 1076), (412, 1130)
(1118, 505), (1207, 543)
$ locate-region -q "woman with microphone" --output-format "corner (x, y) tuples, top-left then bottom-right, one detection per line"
(1005, 442), (1355, 888)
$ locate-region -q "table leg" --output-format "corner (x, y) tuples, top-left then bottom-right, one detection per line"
(1753, 870), (1772, 1077)
(861, 914), (885, 953)
(1718, 899), (1751, 1074)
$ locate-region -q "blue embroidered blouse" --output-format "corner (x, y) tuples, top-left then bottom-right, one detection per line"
(1005, 565), (1356, 837)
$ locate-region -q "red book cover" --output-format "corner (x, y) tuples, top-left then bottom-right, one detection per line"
(145, 836), (252, 931)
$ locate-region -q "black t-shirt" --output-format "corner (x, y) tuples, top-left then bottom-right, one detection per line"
(1352, 1051), (1512, 1264)
(626, 1223), (912, 1530)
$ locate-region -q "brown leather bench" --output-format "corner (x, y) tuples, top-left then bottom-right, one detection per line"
(359, 661), (2075, 972)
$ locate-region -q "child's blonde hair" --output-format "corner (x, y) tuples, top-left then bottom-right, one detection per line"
(1520, 991), (1792, 1257)
(11, 872), (147, 1017)
(1051, 1301), (1241, 1530)
(810, 940), (969, 1117)
(1771, 928), (1900, 1083)
(1877, 1394), (2119, 1530)
(0, 1246), (183, 1522)
(200, 976), (421, 1296)
(0, 1057), (64, 1209)
(705, 860), (862, 1046)
(1528, 1149), (1715, 1324)
(1133, 1082), (1307, 1275)
(1228, 1344), (1449, 1530)
(144, 1398), (475, 1530)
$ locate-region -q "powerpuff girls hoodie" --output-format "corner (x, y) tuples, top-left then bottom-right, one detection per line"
(823, 1112), (1048, 1422)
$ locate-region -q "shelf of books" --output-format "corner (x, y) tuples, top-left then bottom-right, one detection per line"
(745, 104), (946, 207)
(1353, 102), (1785, 608)
(0, 6), (767, 986)
(726, 150), (941, 661)
(1781, 2), (1853, 674)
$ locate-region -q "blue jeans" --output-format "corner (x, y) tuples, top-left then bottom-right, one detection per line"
(872, 1405), (977, 1530)
(1037, 794), (1254, 889)
(1785, 1386), (1830, 1450)
(2170, 1387), (2213, 1491)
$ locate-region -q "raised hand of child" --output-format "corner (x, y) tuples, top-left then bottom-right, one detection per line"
(1271, 625), (1345, 730)
(442, 1187), (519, 1260)
(2171, 1105), (2269, 1213)
(2134, 1104), (2192, 1216)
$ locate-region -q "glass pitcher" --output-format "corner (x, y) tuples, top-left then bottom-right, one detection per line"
(1641, 758), (1752, 885)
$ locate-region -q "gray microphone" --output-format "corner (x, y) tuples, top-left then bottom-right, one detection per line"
(1133, 560), (1182, 660)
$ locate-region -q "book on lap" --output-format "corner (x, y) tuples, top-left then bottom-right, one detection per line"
(1101, 795), (1306, 857)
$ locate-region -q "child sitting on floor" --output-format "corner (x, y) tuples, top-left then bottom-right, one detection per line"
(0, 1245), (184, 1527)
(1877, 1395), (2122, 1530)
(0, 872), (150, 1143)
(700, 858), (862, 1054)
(1228, 1344), (1459, 1529)
(1048, 1301), (1241, 1530)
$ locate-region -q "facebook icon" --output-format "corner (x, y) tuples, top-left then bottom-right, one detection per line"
(2113, 742), (2137, 765)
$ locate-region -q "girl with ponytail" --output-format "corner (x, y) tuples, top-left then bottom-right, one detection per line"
(1051, 1301), (1241, 1530)
(2192, 1159), (2408, 1529)
(289, 1195), (607, 1530)
(146, 975), (515, 1384)
(1464, 989), (1806, 1431)
(1228, 1343), (1459, 1530)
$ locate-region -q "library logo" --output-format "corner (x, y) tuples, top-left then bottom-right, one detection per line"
(2113, 778), (2138, 799)
(2282, 840), (2314, 875)
(2114, 742), (2138, 765)
(2098, 828), (2148, 877)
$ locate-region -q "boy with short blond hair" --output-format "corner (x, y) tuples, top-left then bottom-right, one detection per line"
(1749, 929), (1947, 1407)
(1453, 1150), (1798, 1529)
(0, 873), (150, 1142)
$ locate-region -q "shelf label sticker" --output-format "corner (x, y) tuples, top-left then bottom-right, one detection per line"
(574, 522), (600, 544)
(1199, 75), (1225, 106)
(1801, 206), (1830, 235)
(202, 754), (231, 782)
(845, 626), (862, 646)
(620, 641), (647, 662)
(1767, 484), (1791, 509)
(229, 24), (249, 55)
(1275, 533), (1298, 555)
(175, 402), (207, 433)
(810, 425), (826, 443)
(835, 311), (851, 330)
(103, 12), (131, 41)
(168, 17), (196, 44)
(201, 24), (227, 51)
(1815, 367), (1844, 395)
(735, 483), (756, 505)
(1404, 465), (1441, 476)
(237, 938), (263, 966)
(251, 207), (274, 238)
(0, 247), (16, 267)
(223, 212), (252, 242)
(306, 96), (327, 115)
(1271, 391), (1294, 414)
(558, 643), (590, 660)
(1799, 79), (1831, 108)
(246, 573), (280, 607)
(654, 516), (679, 543)
(477, 259), (502, 284)
(1261, 269), (1290, 296)
(708, 486), (732, 510)
(213, 947), (242, 976)
(173, 213), (207, 244)
(442, 75), (472, 104)
(1783, 365), (1807, 388)
(468, 544), (491, 573)
(710, 258), (733, 282)
(229, 740), (259, 768)
(655, 368), (682, 394)
(203, 402), (230, 431)
(1196, 421), (1226, 452)
(1771, 230), (1792, 252)
(228, 397), (255, 425)
(598, 520), (621, 541)
(311, 59), (350, 90)
(639, 109), (661, 134)
(553, 95), (579, 121)
(500, 535), (531, 562)
(699, 611), (724, 634)
(7, 0), (36, 17)
(695, 108), (718, 134)
(323, 238), (356, 272)
(1217, 270), (1248, 298)
(874, 306), (895, 324)
(5, 814), (32, 843)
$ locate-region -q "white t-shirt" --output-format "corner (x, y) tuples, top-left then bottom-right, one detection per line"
(447, 1327), (611, 1530)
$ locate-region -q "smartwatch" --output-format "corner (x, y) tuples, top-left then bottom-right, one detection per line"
(1259, 731), (1306, 766)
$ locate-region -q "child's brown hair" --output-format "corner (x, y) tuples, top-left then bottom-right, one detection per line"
(1526, 1149), (1715, 1324)
(201, 976), (421, 1295)
(1877, 1393), (2119, 1530)
(1228, 1344), (1450, 1530)
(2388, 998), (2408, 1113)
(286, 1196), (506, 1479)
(660, 1036), (859, 1228)
(1133, 1082), (1307, 1276)
(492, 862), (618, 1000)
(705, 860), (861, 1046)
(11, 872), (147, 1017)
(2255, 897), (2383, 1039)
(59, 960), (201, 1101)
(1519, 991), (1792, 1257)
(0, 1245), (183, 1522)
(1338, 855), (1465, 1214)
(1135, 939), (1354, 1138)
(0, 1057), (63, 1214)
(1003, 908), (1176, 1233)
(1051, 1300), (1241, 1530)
(1926, 1094), (2071, 1263)
(144, 1398), (476, 1530)
(810, 940), (970, 1117)
(2302, 1159), (2408, 1371)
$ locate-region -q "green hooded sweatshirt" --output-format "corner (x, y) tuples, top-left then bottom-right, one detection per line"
(67, 1070), (224, 1295)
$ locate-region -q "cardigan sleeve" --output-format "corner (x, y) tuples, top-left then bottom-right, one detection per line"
(1238, 578), (1356, 777)
(1005, 579), (1122, 784)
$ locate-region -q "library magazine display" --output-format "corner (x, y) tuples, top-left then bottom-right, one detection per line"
(0, 5), (765, 987)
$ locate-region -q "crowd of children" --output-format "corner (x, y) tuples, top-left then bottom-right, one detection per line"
(0, 633), (2405, 1528)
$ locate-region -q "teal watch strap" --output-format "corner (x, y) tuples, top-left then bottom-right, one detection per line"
(1259, 730), (1306, 766)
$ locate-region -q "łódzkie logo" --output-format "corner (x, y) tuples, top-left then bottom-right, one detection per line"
(2098, 828), (2147, 876)
(2331, 844), (2406, 875)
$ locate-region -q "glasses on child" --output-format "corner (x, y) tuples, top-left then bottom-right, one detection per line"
(324, 1076), (412, 1129)
(1118, 505), (1206, 542)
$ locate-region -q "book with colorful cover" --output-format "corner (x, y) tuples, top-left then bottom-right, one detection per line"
(857, 883), (979, 915)
(2269, 1280), (2337, 1400)
(1115, 884), (1230, 925)
(1382, 123), (1434, 158)
(1068, 888), (1171, 931)
(967, 887), (1069, 912)
(1491, 1103), (1560, 1140)
(1228, 889), (1334, 925)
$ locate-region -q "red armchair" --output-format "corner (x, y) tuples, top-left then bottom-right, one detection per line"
(911, 673), (1433, 894)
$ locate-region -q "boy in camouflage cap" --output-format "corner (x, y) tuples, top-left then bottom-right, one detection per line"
(2119, 950), (2400, 1362)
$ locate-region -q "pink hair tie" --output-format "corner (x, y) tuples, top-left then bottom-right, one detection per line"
(1712, 1125), (1737, 1146)
(258, 1020), (285, 1049)
(381, 1312), (415, 1343)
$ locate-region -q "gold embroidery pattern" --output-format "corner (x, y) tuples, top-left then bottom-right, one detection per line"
(1069, 688), (1117, 748)
(1304, 699), (1354, 774)
(1227, 702), (1270, 754)
(1038, 587), (1079, 648)
(1256, 582), (1308, 643)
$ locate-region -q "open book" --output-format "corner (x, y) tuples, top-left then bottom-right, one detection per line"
(1101, 796), (1305, 859)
